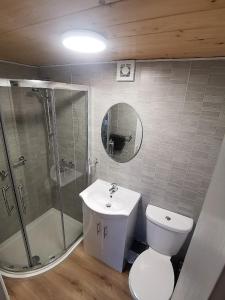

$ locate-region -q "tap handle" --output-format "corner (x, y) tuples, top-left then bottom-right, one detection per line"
(111, 183), (118, 188)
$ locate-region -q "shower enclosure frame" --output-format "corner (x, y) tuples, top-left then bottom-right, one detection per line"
(0, 79), (89, 278)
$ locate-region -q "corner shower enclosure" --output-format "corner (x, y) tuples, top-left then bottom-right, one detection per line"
(0, 79), (88, 276)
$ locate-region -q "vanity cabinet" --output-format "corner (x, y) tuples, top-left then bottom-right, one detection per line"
(80, 179), (141, 272)
(83, 202), (138, 272)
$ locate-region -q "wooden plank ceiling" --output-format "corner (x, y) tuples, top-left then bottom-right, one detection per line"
(0, 0), (225, 66)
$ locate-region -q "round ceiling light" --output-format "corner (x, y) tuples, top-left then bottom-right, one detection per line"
(62, 30), (107, 53)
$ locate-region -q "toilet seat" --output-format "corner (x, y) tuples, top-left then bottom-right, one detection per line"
(129, 248), (174, 300)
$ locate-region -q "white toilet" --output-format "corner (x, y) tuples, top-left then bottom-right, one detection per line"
(129, 204), (193, 300)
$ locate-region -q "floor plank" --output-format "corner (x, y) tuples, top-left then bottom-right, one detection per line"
(4, 243), (131, 300)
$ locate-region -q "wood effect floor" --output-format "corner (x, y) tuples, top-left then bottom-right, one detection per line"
(4, 243), (131, 300)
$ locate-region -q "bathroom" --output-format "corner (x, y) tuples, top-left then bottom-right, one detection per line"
(0, 1), (225, 299)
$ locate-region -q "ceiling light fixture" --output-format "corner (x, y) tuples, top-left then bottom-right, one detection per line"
(62, 30), (107, 53)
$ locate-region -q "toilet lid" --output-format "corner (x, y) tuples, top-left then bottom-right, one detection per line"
(129, 248), (174, 300)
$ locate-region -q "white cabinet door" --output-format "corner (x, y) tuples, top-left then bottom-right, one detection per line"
(102, 217), (126, 272)
(83, 204), (102, 260)
(83, 203), (127, 272)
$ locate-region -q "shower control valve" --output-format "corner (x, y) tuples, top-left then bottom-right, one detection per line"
(0, 169), (8, 179)
(19, 156), (26, 164)
(13, 156), (27, 168)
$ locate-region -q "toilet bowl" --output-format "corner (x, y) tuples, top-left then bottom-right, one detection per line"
(129, 205), (193, 300)
(129, 248), (174, 300)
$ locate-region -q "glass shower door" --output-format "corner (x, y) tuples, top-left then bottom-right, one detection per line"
(1, 86), (65, 268)
(0, 86), (30, 270)
(53, 89), (88, 248)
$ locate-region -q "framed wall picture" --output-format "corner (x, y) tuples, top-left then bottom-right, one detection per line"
(116, 60), (136, 82)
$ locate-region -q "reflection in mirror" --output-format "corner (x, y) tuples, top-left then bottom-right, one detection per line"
(101, 103), (143, 163)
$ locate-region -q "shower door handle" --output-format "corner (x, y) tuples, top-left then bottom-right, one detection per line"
(18, 184), (26, 214)
(1, 185), (14, 216)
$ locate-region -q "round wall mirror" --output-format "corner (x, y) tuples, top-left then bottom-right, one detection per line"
(101, 103), (143, 163)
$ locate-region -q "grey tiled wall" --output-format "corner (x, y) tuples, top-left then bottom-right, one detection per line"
(40, 60), (225, 243)
(0, 61), (38, 79)
(53, 89), (88, 222)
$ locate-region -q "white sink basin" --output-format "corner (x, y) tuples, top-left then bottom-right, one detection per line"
(80, 179), (141, 216)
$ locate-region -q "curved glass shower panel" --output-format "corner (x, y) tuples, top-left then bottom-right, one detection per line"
(0, 80), (88, 274)
(53, 89), (87, 248)
(1, 86), (65, 267)
(0, 86), (30, 270)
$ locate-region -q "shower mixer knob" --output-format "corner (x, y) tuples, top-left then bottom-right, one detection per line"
(19, 156), (27, 164)
(0, 170), (8, 179)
